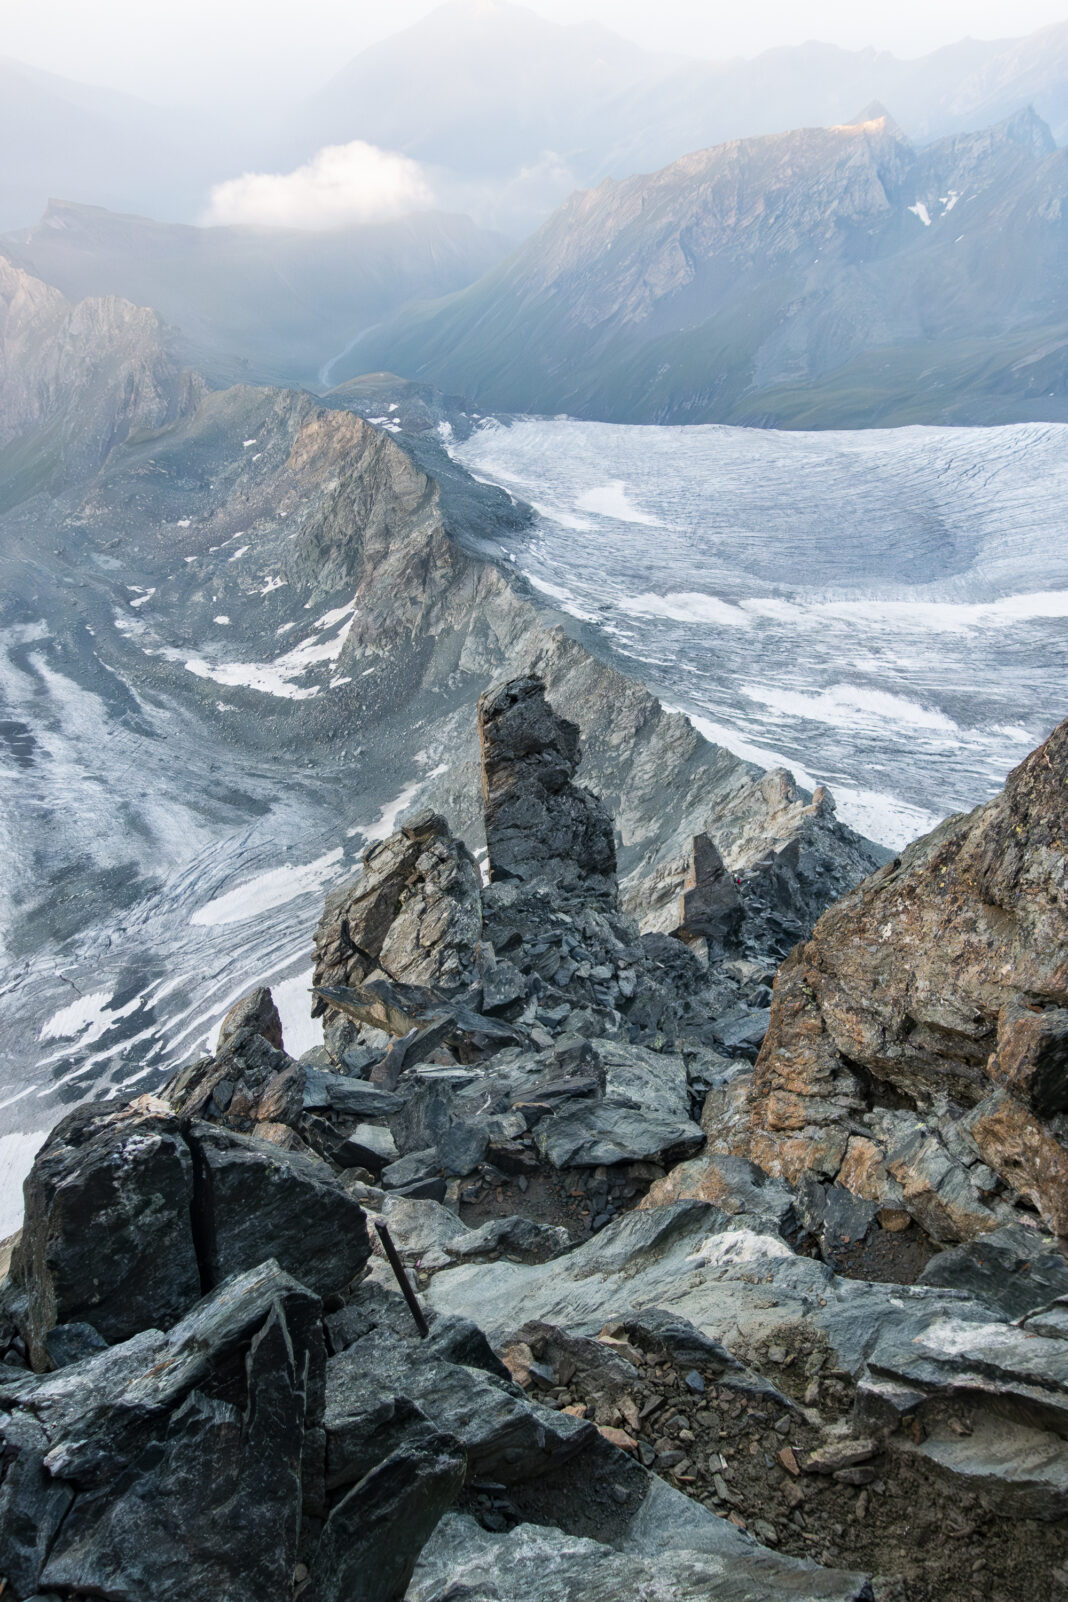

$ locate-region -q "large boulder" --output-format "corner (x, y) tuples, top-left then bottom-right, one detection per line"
(9, 1097), (201, 1370)
(478, 676), (617, 903)
(187, 1125), (371, 1297)
(8, 1093), (372, 1371)
(698, 719), (1068, 1239)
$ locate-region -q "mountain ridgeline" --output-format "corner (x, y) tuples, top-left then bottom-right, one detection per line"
(0, 254), (883, 1151)
(362, 107), (1068, 427)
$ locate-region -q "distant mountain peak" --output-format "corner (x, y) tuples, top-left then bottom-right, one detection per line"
(1001, 104), (1056, 159)
(840, 101), (907, 139)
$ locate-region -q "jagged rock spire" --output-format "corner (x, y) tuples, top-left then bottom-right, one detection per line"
(673, 833), (743, 957)
(477, 676), (617, 902)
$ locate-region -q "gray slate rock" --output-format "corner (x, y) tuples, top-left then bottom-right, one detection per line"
(42, 1324), (108, 1370)
(301, 1069), (405, 1119)
(409, 1496), (871, 1602)
(535, 1103), (704, 1168)
(328, 1326), (594, 1486)
(340, 1123), (399, 1171)
(917, 1224), (1068, 1319)
(439, 1119), (490, 1176)
(305, 1440), (465, 1602)
(189, 1124), (371, 1297)
(40, 1304), (304, 1601)
(10, 1099), (200, 1370)
(478, 677), (617, 902)
(382, 1148), (444, 1192)
(0, 1263), (320, 1601)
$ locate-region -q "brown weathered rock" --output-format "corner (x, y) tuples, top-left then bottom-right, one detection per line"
(961, 1090), (1068, 1237)
(217, 985), (284, 1053)
(697, 719), (1068, 1238)
(988, 1000), (1068, 1116)
(312, 812), (482, 1051)
(478, 676), (617, 901)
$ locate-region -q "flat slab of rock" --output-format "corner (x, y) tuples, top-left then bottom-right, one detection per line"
(535, 1103), (704, 1168)
(327, 1325), (594, 1485)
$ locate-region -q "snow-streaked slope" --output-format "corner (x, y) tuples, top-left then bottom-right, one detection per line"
(451, 416), (1068, 848)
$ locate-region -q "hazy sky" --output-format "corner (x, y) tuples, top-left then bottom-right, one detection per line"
(7, 0), (1068, 103)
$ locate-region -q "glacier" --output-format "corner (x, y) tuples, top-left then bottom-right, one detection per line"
(450, 416), (1068, 849)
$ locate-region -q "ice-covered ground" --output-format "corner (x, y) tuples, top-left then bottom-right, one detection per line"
(451, 417), (1068, 847)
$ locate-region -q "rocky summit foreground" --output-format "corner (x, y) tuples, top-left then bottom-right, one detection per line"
(0, 684), (1066, 1602)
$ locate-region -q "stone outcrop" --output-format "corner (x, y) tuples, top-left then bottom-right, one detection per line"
(691, 717), (1068, 1239)
(217, 984), (284, 1053)
(478, 676), (617, 902)
(8, 1089), (370, 1371)
(312, 811), (482, 1058)
(8, 1097), (202, 1370)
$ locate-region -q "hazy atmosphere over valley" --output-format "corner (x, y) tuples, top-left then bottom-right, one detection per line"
(0, 4), (1066, 1600)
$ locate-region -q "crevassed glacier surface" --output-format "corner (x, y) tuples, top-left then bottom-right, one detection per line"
(451, 417), (1068, 847)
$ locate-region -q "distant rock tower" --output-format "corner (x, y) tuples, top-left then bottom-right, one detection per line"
(477, 676), (617, 904)
(672, 833), (743, 958)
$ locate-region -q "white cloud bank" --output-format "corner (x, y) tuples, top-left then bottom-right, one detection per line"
(202, 140), (435, 229)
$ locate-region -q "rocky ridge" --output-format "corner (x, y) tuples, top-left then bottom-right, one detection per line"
(0, 257), (884, 1134)
(1, 682), (1065, 1601)
(0, 256), (200, 496)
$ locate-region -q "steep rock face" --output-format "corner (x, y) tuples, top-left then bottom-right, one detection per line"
(0, 256), (199, 494)
(478, 676), (617, 901)
(364, 108), (1068, 427)
(698, 717), (1068, 1237)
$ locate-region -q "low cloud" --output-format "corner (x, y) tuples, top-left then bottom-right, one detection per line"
(202, 140), (436, 229)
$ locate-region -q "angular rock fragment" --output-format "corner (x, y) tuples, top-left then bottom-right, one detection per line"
(0, 1263), (320, 1601)
(535, 1103), (704, 1169)
(327, 1325), (594, 1485)
(917, 1224), (1068, 1319)
(672, 832), (743, 957)
(312, 811), (482, 1050)
(304, 1440), (466, 1602)
(188, 1124), (371, 1297)
(216, 984), (284, 1054)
